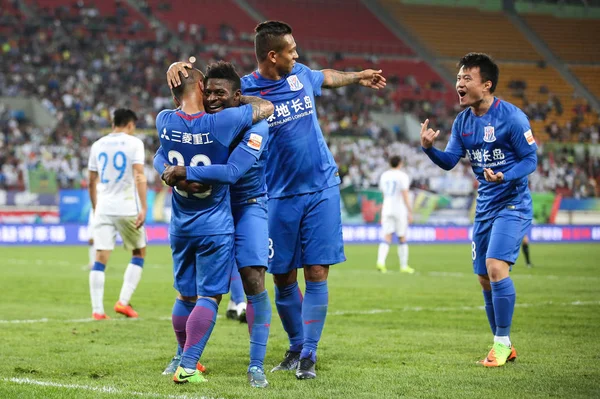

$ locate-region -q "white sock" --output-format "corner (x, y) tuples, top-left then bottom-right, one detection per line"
(494, 335), (511, 347)
(377, 242), (390, 266)
(236, 301), (247, 317)
(89, 270), (105, 314)
(227, 299), (236, 311)
(88, 245), (95, 266)
(398, 243), (409, 268)
(118, 264), (143, 305)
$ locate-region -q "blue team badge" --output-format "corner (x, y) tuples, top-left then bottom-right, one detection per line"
(286, 75), (304, 91)
(483, 125), (496, 143)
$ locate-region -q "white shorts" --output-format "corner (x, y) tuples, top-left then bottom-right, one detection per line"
(93, 214), (147, 251)
(381, 213), (408, 237)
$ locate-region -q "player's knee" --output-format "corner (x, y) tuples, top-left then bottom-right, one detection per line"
(132, 247), (146, 258)
(398, 236), (407, 243)
(273, 269), (297, 287)
(304, 265), (329, 282)
(477, 274), (491, 290)
(485, 258), (509, 281)
(240, 266), (265, 295)
(384, 234), (393, 244)
(96, 250), (110, 265)
(178, 294), (198, 303)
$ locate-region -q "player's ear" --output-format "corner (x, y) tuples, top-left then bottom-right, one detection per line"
(197, 80), (205, 94)
(267, 50), (277, 65)
(484, 80), (492, 92)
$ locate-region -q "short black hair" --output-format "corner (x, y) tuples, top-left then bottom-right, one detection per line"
(457, 52), (499, 93)
(390, 156), (401, 168)
(204, 61), (241, 92)
(254, 20), (293, 62)
(171, 67), (204, 102)
(113, 109), (138, 127)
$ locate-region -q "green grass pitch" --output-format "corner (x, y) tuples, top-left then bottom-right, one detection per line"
(0, 243), (599, 398)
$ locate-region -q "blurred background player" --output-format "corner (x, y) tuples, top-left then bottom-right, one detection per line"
(376, 155), (414, 274)
(226, 268), (247, 322)
(521, 234), (533, 267)
(421, 53), (537, 367)
(87, 109), (148, 320)
(160, 61), (272, 387)
(156, 65), (273, 385)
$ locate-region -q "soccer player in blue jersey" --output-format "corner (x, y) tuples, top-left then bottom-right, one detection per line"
(155, 65), (273, 385)
(168, 20), (386, 379)
(420, 53), (538, 367)
(156, 61), (273, 387)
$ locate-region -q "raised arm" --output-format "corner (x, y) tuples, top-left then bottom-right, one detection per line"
(321, 69), (386, 89)
(239, 95), (274, 123)
(420, 119), (461, 171)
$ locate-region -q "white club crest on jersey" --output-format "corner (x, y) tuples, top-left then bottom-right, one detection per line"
(483, 125), (496, 143)
(286, 75), (303, 91)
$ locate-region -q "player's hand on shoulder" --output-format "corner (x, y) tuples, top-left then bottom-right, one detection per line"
(483, 168), (504, 183)
(420, 119), (440, 149)
(167, 62), (193, 89)
(359, 69), (386, 90)
(162, 165), (187, 186)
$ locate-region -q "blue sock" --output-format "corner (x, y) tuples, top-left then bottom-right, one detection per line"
(130, 256), (144, 267)
(482, 290), (496, 335)
(229, 268), (245, 304)
(275, 281), (304, 353)
(92, 261), (105, 272)
(491, 277), (516, 337)
(300, 281), (328, 362)
(247, 290), (271, 370)
(172, 298), (195, 356)
(180, 297), (218, 370)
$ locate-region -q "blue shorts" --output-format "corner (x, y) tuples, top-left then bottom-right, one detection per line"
(170, 233), (235, 297)
(232, 196), (269, 269)
(268, 185), (346, 275)
(472, 210), (531, 275)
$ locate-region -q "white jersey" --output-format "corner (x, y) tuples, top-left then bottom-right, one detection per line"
(88, 132), (145, 216)
(379, 169), (410, 215)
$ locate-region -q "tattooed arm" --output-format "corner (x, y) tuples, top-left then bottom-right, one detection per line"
(240, 95), (274, 123)
(321, 69), (387, 90)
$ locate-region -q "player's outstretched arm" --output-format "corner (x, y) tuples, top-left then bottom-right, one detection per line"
(321, 69), (386, 89)
(420, 119), (461, 171)
(239, 95), (274, 123)
(186, 146), (256, 185)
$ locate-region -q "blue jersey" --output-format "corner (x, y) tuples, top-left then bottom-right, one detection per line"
(445, 98), (538, 221)
(156, 106), (253, 236)
(230, 121), (269, 203)
(241, 63), (340, 198)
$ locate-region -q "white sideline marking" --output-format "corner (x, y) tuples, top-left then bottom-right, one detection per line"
(2, 377), (221, 399)
(1, 301), (598, 325)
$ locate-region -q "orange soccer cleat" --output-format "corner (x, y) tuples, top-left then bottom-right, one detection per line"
(479, 342), (515, 367)
(92, 313), (110, 320)
(114, 301), (138, 318)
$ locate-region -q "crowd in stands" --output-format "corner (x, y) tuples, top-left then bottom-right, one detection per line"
(0, 2), (598, 198)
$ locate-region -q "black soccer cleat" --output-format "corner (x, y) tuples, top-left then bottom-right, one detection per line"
(295, 357), (316, 380)
(226, 309), (237, 320)
(270, 350), (300, 372)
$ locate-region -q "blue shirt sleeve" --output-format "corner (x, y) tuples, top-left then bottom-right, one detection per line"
(185, 147), (257, 185)
(503, 151), (537, 182)
(298, 63), (324, 97)
(235, 120), (269, 160)
(509, 111), (538, 158)
(445, 118), (466, 158)
(209, 104), (253, 146)
(185, 121), (268, 184)
(153, 146), (169, 175)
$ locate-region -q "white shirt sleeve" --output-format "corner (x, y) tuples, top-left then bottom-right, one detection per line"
(400, 173), (410, 191)
(88, 143), (98, 172)
(132, 138), (145, 165)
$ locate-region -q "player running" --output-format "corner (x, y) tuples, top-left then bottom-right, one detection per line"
(421, 53), (537, 367)
(168, 20), (386, 380)
(156, 65), (273, 385)
(376, 155), (414, 274)
(156, 61), (272, 388)
(87, 109), (148, 320)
